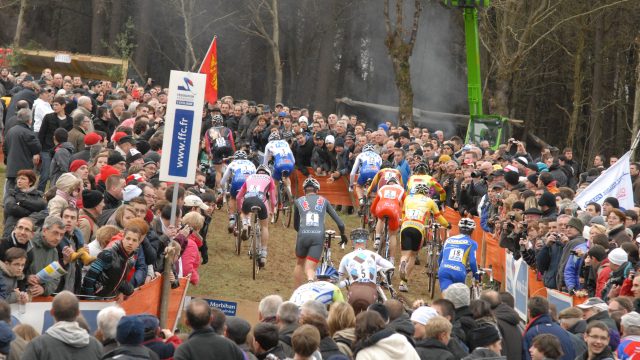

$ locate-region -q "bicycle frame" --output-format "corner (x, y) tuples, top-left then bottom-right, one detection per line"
(318, 230), (335, 275)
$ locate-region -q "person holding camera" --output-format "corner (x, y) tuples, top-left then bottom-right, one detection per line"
(536, 215), (571, 289)
(556, 217), (587, 291)
(457, 168), (487, 217)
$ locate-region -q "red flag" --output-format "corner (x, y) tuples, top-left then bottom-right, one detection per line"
(198, 36), (218, 104)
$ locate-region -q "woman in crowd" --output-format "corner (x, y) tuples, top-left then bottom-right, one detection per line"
(178, 211), (204, 286)
(90, 151), (110, 177)
(328, 301), (356, 359)
(352, 311), (419, 360)
(3, 169), (47, 238)
(607, 208), (632, 246)
(47, 172), (82, 218)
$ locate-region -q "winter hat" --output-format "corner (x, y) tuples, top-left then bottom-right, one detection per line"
(515, 156), (528, 166)
(567, 218), (584, 233)
(82, 190), (103, 209)
(526, 173), (539, 185)
(0, 321), (15, 355)
(136, 314), (160, 334)
(298, 116), (308, 124)
(377, 123), (389, 133)
(608, 248), (628, 266)
(126, 174), (145, 185)
(325, 135), (335, 144)
(469, 323), (501, 349)
(83, 132), (102, 146)
(126, 149), (143, 164)
(136, 140), (151, 155)
(537, 162), (549, 172)
(55, 173), (81, 193)
(113, 132), (128, 144)
(504, 171), (519, 186)
(144, 152), (161, 165)
(512, 201), (525, 212)
(604, 197), (620, 209)
(523, 207), (543, 216)
(69, 159), (87, 173)
(504, 165), (519, 173)
(99, 165), (121, 182)
(410, 306), (438, 325)
(621, 312), (640, 329)
(537, 192), (556, 208)
(590, 216), (606, 226)
(335, 138), (345, 147)
(116, 315), (145, 346)
(367, 303), (389, 323)
(123, 185), (142, 202)
(442, 283), (470, 308)
(587, 245), (607, 262)
(108, 152), (126, 166)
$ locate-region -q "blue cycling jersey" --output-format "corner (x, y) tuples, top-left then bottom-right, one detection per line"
(438, 234), (478, 278)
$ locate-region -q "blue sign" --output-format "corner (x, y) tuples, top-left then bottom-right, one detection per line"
(547, 289), (573, 313)
(168, 108), (194, 177)
(43, 310), (100, 333)
(205, 299), (237, 316)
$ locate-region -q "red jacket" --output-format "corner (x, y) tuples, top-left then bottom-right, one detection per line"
(596, 259), (611, 298)
(179, 233), (201, 285)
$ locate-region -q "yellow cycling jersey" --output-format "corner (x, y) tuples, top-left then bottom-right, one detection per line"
(406, 175), (446, 202)
(401, 193), (449, 233)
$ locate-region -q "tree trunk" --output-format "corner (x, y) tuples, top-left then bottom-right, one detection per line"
(91, 0), (107, 55)
(13, 0), (28, 46)
(587, 13), (604, 162)
(492, 75), (511, 117)
(133, 0), (152, 78)
(108, 0), (123, 49)
(631, 35), (640, 160)
(314, 1), (338, 113)
(272, 0), (283, 104)
(566, 27), (585, 148)
(392, 55), (414, 127)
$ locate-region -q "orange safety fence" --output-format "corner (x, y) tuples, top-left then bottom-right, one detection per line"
(292, 168), (354, 206)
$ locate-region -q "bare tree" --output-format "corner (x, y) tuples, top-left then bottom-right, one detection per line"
(239, 0), (283, 104)
(13, 0), (27, 46)
(632, 35), (640, 160)
(91, 0), (107, 55)
(383, 0), (422, 127)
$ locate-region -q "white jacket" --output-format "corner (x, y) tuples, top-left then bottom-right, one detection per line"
(356, 333), (420, 360)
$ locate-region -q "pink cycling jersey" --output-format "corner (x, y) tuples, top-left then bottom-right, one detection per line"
(236, 173), (277, 212)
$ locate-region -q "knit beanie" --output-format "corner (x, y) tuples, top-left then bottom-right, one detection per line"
(108, 152), (126, 166)
(604, 197), (620, 209)
(82, 190), (103, 209)
(469, 324), (501, 349)
(99, 165), (121, 182)
(69, 159), (87, 173)
(442, 283), (470, 308)
(608, 248), (628, 265)
(504, 171), (519, 186)
(537, 192), (556, 208)
(567, 217), (584, 233)
(526, 173), (538, 185)
(116, 316), (144, 345)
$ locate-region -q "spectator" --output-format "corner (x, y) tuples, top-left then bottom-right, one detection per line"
(21, 291), (103, 360)
(442, 283), (477, 348)
(259, 295), (283, 323)
(95, 306), (126, 353)
(529, 334), (564, 360)
(137, 314), (180, 359)
(291, 325), (321, 360)
(78, 189), (104, 243)
(522, 297), (576, 360)
(0, 248), (29, 304)
(224, 316), (257, 360)
(3, 169), (46, 239)
(179, 211), (204, 286)
(463, 324), (504, 360)
(578, 321), (615, 360)
(49, 128), (75, 185)
(414, 315), (455, 360)
(617, 311), (640, 359)
(27, 216), (66, 297)
(327, 301), (355, 359)
(252, 322), (287, 360)
(352, 311), (419, 360)
(3, 108), (41, 194)
(601, 248), (631, 301)
(174, 298), (243, 359)
(276, 301), (299, 357)
(47, 173), (82, 220)
(431, 298), (469, 358)
(210, 308), (226, 334)
(385, 299), (414, 345)
(558, 307), (587, 337)
(479, 290), (523, 359)
(0, 217), (35, 275)
(557, 217), (586, 291)
(578, 298), (621, 351)
(102, 315), (159, 360)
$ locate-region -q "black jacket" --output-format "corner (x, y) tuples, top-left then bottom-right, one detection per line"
(103, 191), (121, 210)
(102, 344), (159, 360)
(93, 117), (118, 141)
(454, 306), (478, 348)
(38, 112), (73, 152)
(293, 138), (313, 168)
(494, 303), (523, 360)
(3, 122), (41, 178)
(2, 187), (47, 238)
(173, 327), (244, 360)
(256, 343), (286, 360)
(318, 336), (342, 360)
(81, 241), (135, 297)
(415, 338), (455, 360)
(5, 88), (36, 120)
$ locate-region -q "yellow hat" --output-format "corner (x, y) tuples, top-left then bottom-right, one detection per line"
(493, 164), (503, 171)
(439, 155), (451, 163)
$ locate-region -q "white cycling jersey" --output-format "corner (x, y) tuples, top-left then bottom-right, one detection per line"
(338, 248), (393, 284)
(263, 139), (294, 165)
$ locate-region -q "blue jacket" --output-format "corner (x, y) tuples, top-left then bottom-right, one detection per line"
(480, 201), (493, 233)
(536, 241), (563, 289)
(523, 314), (576, 360)
(395, 159), (410, 187)
(564, 241), (588, 291)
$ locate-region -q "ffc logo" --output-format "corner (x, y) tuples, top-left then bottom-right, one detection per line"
(178, 77), (196, 94)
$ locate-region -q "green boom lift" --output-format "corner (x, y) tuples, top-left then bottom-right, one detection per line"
(445, 0), (510, 150)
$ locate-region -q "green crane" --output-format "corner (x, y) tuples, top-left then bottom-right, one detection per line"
(445, 0), (510, 150)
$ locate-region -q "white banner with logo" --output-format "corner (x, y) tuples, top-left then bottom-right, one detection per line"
(505, 253), (528, 321)
(574, 150), (633, 211)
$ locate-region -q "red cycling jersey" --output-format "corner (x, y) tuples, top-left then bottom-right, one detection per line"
(370, 184), (405, 231)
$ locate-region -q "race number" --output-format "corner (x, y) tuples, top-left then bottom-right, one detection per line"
(383, 190), (396, 199)
(448, 248), (464, 262)
(305, 212), (320, 227)
(405, 209), (423, 220)
(215, 137), (226, 147)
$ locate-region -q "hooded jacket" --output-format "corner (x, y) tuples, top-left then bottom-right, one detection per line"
(556, 235), (586, 291)
(353, 329), (420, 360)
(28, 231), (61, 296)
(462, 347), (505, 360)
(21, 321), (103, 360)
(415, 338), (455, 360)
(81, 241), (135, 297)
(49, 142), (76, 185)
(332, 328), (355, 359)
(522, 314), (576, 360)
(494, 303), (523, 359)
(386, 312), (415, 346)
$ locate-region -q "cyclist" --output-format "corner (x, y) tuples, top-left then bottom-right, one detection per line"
(236, 165), (277, 268)
(293, 177), (347, 287)
(349, 144), (382, 211)
(369, 176), (404, 263)
(406, 162), (446, 202)
(438, 217), (479, 292)
(338, 228), (394, 313)
(263, 132), (295, 195)
(289, 280), (345, 307)
(205, 114), (236, 193)
(398, 183), (450, 292)
(366, 161), (404, 192)
(220, 150), (256, 233)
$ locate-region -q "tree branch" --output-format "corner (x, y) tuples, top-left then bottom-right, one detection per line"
(407, 0), (422, 54)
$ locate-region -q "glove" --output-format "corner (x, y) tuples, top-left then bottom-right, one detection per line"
(339, 234), (348, 246)
(338, 280), (350, 288)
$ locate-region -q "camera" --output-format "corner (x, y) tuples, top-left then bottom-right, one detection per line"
(509, 215), (516, 221)
(471, 170), (486, 179)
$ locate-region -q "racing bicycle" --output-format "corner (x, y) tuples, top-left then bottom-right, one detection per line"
(317, 230), (336, 278)
(376, 216), (391, 261)
(425, 220), (444, 299)
(357, 180), (376, 243)
(470, 266), (500, 300)
(248, 206), (262, 280)
(271, 170), (293, 228)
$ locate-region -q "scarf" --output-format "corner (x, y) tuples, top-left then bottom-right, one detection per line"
(56, 188), (77, 208)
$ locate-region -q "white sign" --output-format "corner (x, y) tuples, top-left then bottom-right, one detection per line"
(54, 53), (71, 63)
(574, 150), (634, 211)
(505, 253), (528, 321)
(546, 289), (574, 313)
(159, 70), (206, 184)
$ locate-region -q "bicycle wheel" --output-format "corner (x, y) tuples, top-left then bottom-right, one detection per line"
(281, 185), (293, 228)
(234, 212), (242, 256)
(379, 218), (389, 258)
(428, 246), (439, 299)
(271, 183), (281, 224)
(252, 215), (259, 280)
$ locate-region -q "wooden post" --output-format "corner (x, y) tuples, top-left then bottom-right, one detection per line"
(160, 182), (180, 328)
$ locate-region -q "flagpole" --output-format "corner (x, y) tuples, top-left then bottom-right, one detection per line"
(197, 35), (217, 73)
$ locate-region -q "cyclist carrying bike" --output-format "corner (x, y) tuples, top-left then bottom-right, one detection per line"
(399, 183), (450, 293)
(289, 280), (345, 307)
(406, 163), (446, 202)
(236, 165), (277, 268)
(263, 132), (295, 195)
(221, 150), (256, 232)
(438, 218), (479, 291)
(369, 176), (404, 263)
(205, 114), (236, 193)
(338, 228), (394, 313)
(349, 144), (382, 211)
(293, 177), (347, 287)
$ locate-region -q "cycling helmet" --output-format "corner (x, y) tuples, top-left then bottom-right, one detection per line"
(282, 131), (294, 140)
(458, 218), (476, 233)
(212, 114), (224, 126)
(256, 165), (271, 177)
(350, 228), (369, 244)
(316, 265), (339, 283)
(303, 177), (320, 191)
(414, 183), (430, 196)
(380, 161), (393, 169)
(234, 150), (248, 160)
(413, 162), (428, 175)
(268, 132), (281, 142)
(363, 144), (375, 152)
(386, 176), (399, 185)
